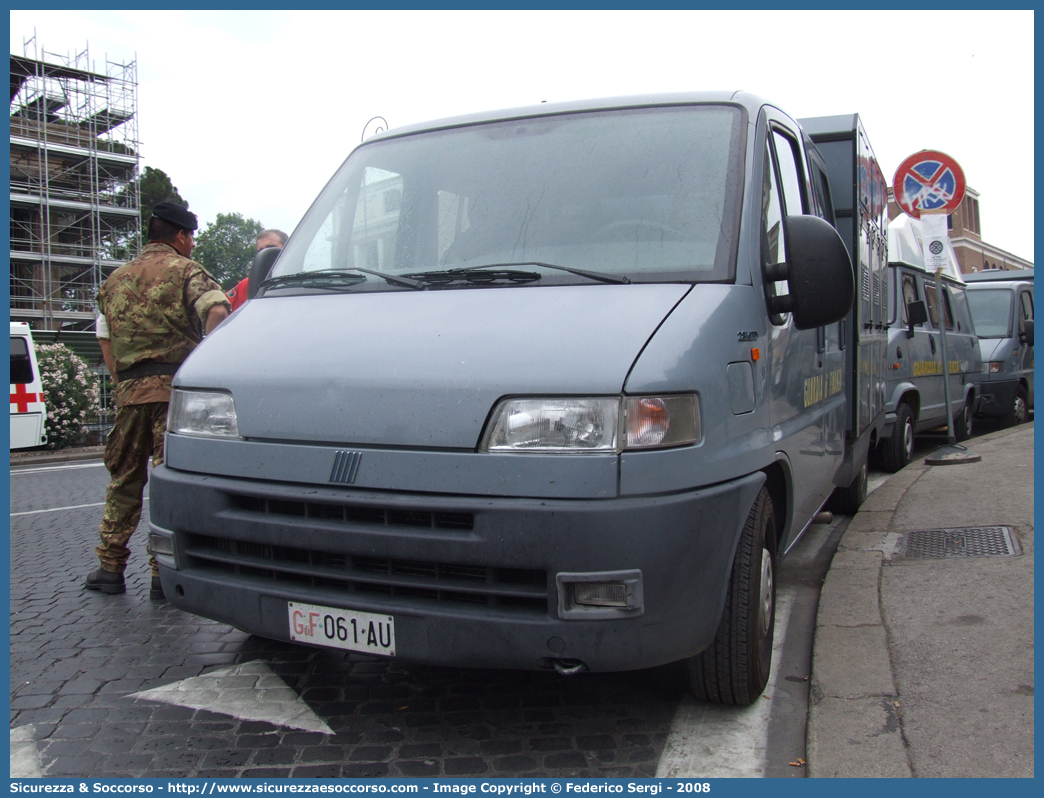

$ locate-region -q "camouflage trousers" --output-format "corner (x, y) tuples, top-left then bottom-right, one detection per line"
(95, 402), (168, 575)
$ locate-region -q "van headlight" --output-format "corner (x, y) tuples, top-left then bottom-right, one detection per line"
(481, 395), (700, 453)
(168, 389), (239, 438)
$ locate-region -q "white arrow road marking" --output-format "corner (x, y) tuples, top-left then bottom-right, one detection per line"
(655, 591), (795, 778)
(130, 660), (334, 735)
(10, 725), (43, 777)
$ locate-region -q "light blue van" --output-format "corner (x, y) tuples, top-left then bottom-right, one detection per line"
(148, 93), (886, 705)
(870, 216), (982, 472)
(966, 269), (1034, 426)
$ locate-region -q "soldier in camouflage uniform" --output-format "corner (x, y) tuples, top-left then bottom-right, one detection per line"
(86, 202), (230, 600)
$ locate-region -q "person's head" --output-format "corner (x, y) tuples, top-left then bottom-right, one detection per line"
(256, 229), (288, 252)
(148, 202), (198, 258)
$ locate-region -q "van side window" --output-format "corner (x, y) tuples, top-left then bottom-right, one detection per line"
(924, 281), (955, 330)
(10, 337), (34, 385)
(761, 140), (791, 326)
(811, 162), (835, 223)
(761, 142), (785, 267)
(901, 274), (919, 326)
(941, 289), (955, 330)
(1019, 291), (1033, 327)
(771, 130), (807, 216)
(924, 281), (940, 328)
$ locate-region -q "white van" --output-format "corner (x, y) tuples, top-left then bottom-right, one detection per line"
(10, 322), (48, 449)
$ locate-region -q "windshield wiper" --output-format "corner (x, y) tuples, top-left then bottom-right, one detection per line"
(346, 267), (425, 290)
(260, 270), (367, 291)
(403, 268), (542, 286)
(453, 262), (630, 285)
(261, 268), (425, 292)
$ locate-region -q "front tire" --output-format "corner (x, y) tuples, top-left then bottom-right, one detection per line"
(687, 485), (776, 706)
(1006, 386), (1028, 427)
(880, 403), (914, 473)
(954, 398), (973, 442)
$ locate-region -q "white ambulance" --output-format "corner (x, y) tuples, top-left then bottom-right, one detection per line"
(10, 322), (48, 449)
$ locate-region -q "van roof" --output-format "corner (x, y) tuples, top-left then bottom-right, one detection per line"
(963, 269), (1034, 284)
(363, 91), (768, 143)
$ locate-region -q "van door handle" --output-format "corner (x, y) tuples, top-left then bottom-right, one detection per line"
(929, 336), (936, 355)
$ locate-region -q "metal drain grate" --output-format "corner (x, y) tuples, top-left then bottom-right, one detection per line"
(900, 526), (1022, 559)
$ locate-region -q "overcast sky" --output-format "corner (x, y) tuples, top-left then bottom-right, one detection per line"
(10, 9), (1035, 261)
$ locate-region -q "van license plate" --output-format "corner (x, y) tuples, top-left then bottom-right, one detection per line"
(288, 601), (396, 656)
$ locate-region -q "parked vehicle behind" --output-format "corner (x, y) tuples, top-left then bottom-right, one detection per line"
(148, 92), (885, 705)
(10, 322), (48, 449)
(873, 216), (982, 472)
(965, 269), (1034, 426)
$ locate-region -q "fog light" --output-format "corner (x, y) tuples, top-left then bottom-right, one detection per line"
(149, 533), (174, 557)
(557, 570), (643, 618)
(574, 582), (628, 607)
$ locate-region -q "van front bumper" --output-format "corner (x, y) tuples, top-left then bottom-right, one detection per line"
(149, 463), (764, 672)
(973, 378), (1019, 418)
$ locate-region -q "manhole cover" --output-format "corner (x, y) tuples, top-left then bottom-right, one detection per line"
(900, 526), (1022, 559)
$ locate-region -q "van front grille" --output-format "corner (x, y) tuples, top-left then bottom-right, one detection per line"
(181, 533), (548, 614)
(229, 493), (474, 531)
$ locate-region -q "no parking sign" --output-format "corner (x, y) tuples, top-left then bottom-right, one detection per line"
(892, 150), (966, 218)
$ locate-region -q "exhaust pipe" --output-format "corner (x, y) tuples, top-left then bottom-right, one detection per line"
(552, 658), (588, 675)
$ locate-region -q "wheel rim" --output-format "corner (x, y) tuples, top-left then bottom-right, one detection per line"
(1014, 395), (1027, 424)
(757, 548), (774, 639)
(963, 404), (972, 434)
(903, 419), (914, 460)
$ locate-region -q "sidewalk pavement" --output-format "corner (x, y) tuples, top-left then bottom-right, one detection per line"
(808, 422), (1034, 778)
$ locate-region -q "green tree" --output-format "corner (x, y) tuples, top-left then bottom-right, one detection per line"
(104, 166), (190, 261)
(138, 166), (188, 217)
(193, 212), (264, 289)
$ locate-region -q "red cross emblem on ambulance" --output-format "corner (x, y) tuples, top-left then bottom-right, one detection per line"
(10, 383), (42, 413)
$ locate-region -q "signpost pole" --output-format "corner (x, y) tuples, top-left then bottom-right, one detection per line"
(920, 211), (956, 445)
(934, 270), (956, 446)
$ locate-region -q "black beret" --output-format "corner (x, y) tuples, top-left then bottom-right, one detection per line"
(151, 201), (198, 231)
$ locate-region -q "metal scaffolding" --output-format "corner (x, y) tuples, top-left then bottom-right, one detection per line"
(10, 35), (141, 332)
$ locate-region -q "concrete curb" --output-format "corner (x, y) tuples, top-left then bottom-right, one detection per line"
(10, 445), (106, 468)
(806, 422), (1032, 778)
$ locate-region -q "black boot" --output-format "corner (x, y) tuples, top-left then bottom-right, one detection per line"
(150, 576), (166, 601)
(85, 568), (125, 594)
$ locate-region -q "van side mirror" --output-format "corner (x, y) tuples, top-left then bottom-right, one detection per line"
(766, 215), (854, 331)
(906, 300), (928, 338)
(1020, 318), (1034, 347)
(247, 246), (283, 300)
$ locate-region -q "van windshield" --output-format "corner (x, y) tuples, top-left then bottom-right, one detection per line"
(273, 105), (745, 289)
(967, 289), (1013, 338)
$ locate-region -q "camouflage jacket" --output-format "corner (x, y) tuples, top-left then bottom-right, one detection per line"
(98, 242), (229, 407)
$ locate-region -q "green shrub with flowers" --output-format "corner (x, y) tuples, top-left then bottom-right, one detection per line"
(35, 343), (100, 449)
